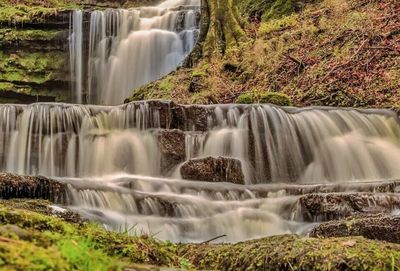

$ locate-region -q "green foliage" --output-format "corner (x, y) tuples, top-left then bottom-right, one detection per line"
(259, 92), (291, 106)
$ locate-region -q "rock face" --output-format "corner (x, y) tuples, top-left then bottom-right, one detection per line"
(310, 214), (400, 244)
(297, 193), (400, 222)
(0, 172), (67, 203)
(180, 156), (245, 184)
(156, 129), (186, 174)
(0, 9), (70, 103)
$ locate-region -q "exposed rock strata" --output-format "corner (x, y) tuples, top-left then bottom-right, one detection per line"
(310, 214), (400, 244)
(297, 193), (400, 222)
(180, 156), (245, 184)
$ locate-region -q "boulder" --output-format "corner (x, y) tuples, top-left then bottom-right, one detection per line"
(310, 214), (400, 244)
(180, 156), (245, 184)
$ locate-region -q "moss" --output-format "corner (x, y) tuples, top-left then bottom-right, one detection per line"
(0, 200), (179, 269)
(191, 71), (207, 77)
(236, 93), (254, 104)
(158, 79), (174, 93)
(262, 0), (295, 21)
(0, 28), (61, 43)
(0, 239), (69, 271)
(1, 199), (400, 270)
(0, 6), (60, 24)
(0, 51), (65, 84)
(179, 235), (400, 270)
(203, 0), (246, 55)
(236, 0), (295, 22)
(0, 82), (14, 91)
(259, 14), (298, 35)
(259, 92), (291, 106)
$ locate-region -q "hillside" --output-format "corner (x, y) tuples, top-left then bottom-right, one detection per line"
(128, 0), (400, 109)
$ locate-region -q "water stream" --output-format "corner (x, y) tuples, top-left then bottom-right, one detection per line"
(69, 0), (200, 105)
(1, 102), (399, 242)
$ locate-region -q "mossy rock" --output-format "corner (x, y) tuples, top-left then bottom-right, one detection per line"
(259, 92), (291, 106)
(179, 234), (400, 270)
(236, 93), (254, 104)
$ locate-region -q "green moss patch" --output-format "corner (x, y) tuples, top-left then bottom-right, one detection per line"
(0, 51), (65, 84)
(179, 235), (400, 270)
(0, 200), (180, 270)
(236, 93), (254, 104)
(235, 91), (291, 105)
(0, 28), (61, 43)
(0, 199), (400, 270)
(259, 92), (291, 105)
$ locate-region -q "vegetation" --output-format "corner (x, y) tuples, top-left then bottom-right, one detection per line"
(0, 199), (179, 270)
(0, 199), (398, 270)
(180, 234), (400, 270)
(128, 0), (400, 109)
(235, 91), (291, 105)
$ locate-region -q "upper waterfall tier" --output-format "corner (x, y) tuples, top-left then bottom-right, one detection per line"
(0, 101), (399, 183)
(69, 0), (200, 105)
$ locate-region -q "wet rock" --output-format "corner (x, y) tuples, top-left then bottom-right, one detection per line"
(180, 156), (245, 184)
(156, 129), (186, 174)
(170, 103), (213, 131)
(310, 214), (400, 244)
(0, 173), (67, 203)
(297, 193), (400, 222)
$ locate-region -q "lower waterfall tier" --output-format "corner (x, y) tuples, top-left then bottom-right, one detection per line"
(0, 101), (399, 242)
(0, 101), (399, 183)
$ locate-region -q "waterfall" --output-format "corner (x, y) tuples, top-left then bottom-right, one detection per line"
(0, 102), (399, 181)
(69, 10), (83, 104)
(69, 0), (200, 105)
(1, 101), (400, 242)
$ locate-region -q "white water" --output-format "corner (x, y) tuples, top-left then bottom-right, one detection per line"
(0, 102), (399, 242)
(69, 10), (83, 104)
(69, 0), (200, 105)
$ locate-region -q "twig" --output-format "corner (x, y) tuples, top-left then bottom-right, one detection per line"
(200, 234), (227, 244)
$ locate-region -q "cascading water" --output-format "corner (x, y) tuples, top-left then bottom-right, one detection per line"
(1, 101), (399, 242)
(69, 0), (200, 105)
